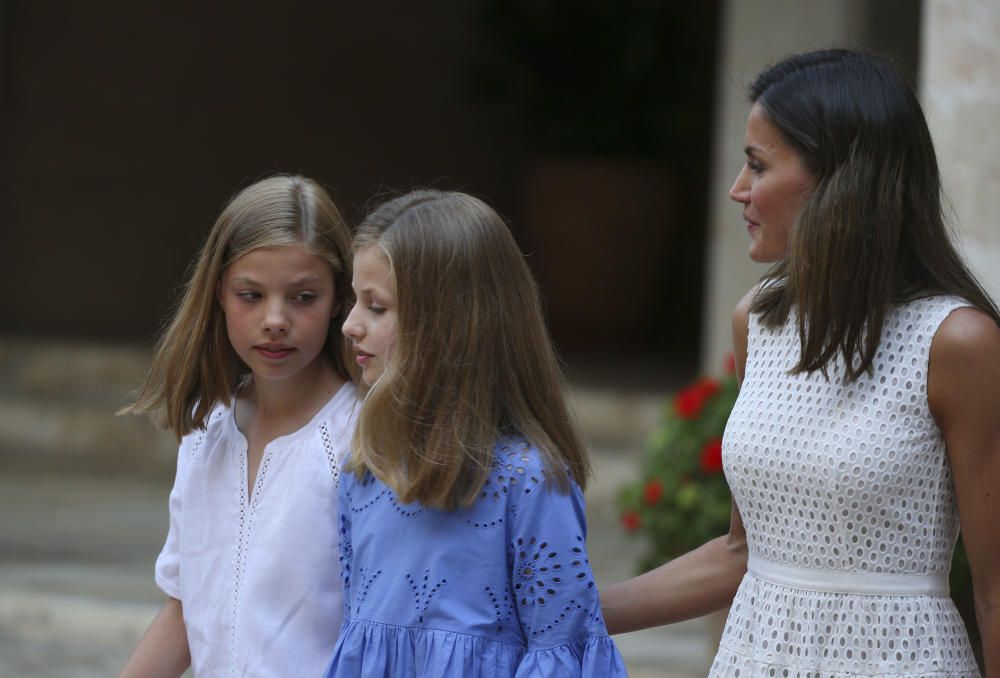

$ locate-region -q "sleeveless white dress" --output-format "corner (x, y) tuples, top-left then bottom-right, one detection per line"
(710, 295), (981, 677)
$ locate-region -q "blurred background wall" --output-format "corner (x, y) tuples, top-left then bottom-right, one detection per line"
(0, 1), (717, 362)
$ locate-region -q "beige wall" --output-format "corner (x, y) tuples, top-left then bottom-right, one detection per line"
(922, 0), (1000, 303)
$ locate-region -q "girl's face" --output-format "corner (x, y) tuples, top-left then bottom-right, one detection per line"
(342, 246), (398, 387)
(218, 244), (338, 385)
(729, 102), (815, 263)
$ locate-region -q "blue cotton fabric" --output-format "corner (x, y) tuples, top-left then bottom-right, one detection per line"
(325, 438), (627, 677)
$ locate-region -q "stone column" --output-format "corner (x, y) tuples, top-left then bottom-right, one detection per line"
(921, 0), (1000, 302)
(700, 0), (870, 374)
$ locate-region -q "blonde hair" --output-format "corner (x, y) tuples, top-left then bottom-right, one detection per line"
(348, 189), (590, 509)
(122, 175), (355, 439)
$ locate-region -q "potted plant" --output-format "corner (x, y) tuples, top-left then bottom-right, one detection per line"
(618, 355), (737, 571)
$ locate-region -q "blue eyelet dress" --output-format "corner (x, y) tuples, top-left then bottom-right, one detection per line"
(324, 438), (627, 677)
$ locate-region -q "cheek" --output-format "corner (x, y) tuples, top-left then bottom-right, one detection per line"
(220, 306), (257, 356)
(754, 182), (800, 232)
(750, 181), (776, 216)
(381, 321), (399, 356)
(301, 307), (335, 342)
(221, 302), (252, 334)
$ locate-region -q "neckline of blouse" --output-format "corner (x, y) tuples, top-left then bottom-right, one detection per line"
(225, 380), (356, 452)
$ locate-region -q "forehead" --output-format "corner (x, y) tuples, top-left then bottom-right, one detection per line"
(352, 247), (393, 289)
(744, 102), (794, 156)
(226, 244), (333, 281)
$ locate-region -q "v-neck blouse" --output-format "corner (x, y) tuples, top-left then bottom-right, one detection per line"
(156, 382), (360, 677)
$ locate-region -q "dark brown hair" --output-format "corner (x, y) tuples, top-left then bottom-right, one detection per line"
(749, 49), (1000, 380)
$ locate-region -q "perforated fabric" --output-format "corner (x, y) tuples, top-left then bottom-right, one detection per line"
(710, 295), (981, 677)
(326, 438), (626, 677)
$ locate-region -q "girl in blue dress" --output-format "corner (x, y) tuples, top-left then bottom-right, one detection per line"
(327, 190), (627, 677)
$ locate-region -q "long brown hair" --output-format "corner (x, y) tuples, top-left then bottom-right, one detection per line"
(347, 190), (590, 509)
(749, 49), (1000, 380)
(121, 175), (355, 438)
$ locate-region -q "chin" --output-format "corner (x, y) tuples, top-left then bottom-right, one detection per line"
(748, 247), (783, 264)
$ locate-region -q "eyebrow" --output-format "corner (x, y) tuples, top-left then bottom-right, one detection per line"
(353, 285), (388, 296)
(230, 275), (326, 286)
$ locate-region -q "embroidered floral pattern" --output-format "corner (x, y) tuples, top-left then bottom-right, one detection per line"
(406, 569), (448, 624)
(483, 584), (514, 633)
(353, 566), (383, 617)
(512, 536), (563, 606)
(334, 436), (620, 672)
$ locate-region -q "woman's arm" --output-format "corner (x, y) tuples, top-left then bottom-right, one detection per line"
(601, 288), (755, 634)
(929, 307), (1000, 676)
(119, 597), (191, 678)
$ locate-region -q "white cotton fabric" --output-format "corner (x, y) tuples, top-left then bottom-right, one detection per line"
(712, 295), (981, 677)
(156, 382), (359, 677)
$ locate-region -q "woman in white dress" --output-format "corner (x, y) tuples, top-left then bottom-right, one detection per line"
(601, 49), (1000, 676)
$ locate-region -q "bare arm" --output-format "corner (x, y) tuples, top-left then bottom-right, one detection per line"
(602, 288), (755, 634)
(929, 307), (1000, 676)
(602, 511), (747, 634)
(119, 597), (191, 678)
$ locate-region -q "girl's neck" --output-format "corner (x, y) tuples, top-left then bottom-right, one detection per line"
(240, 357), (345, 428)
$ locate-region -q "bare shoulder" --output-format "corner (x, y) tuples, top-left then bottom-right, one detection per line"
(733, 285), (758, 323)
(928, 306), (1000, 421)
(731, 285), (760, 383)
(731, 284), (760, 339)
(931, 307), (1000, 364)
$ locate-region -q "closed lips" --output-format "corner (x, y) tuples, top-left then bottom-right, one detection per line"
(255, 344), (295, 357)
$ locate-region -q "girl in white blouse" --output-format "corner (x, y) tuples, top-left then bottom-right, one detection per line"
(119, 175), (360, 677)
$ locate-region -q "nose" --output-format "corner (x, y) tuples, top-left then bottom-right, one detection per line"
(263, 300), (290, 334)
(729, 165), (751, 205)
(342, 303), (363, 341)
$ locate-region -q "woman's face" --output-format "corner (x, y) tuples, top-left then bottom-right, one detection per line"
(729, 102), (815, 263)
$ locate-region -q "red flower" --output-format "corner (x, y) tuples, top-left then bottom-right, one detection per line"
(674, 378), (721, 419)
(699, 437), (724, 474)
(724, 352), (736, 374)
(620, 511), (641, 532)
(643, 479), (663, 505)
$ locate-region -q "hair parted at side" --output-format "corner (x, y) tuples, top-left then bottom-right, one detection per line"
(120, 174), (355, 439)
(748, 48), (1000, 381)
(348, 189), (590, 509)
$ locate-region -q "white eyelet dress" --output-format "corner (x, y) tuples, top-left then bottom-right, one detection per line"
(710, 295), (981, 677)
